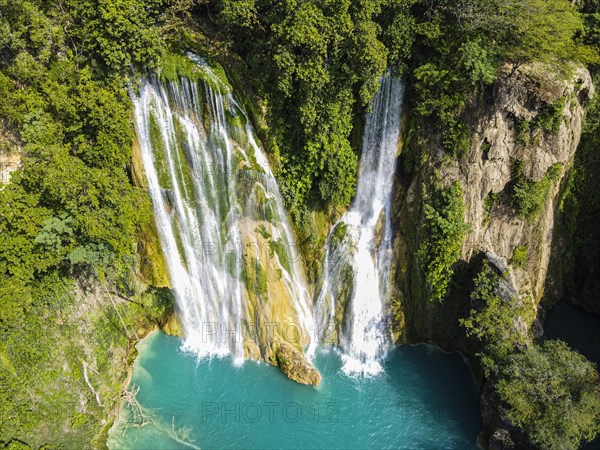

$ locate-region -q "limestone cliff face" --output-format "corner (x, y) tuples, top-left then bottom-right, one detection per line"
(391, 64), (593, 448)
(461, 65), (592, 305)
(393, 64), (593, 349)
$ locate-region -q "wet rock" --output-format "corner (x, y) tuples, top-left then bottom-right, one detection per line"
(275, 341), (321, 386)
(162, 313), (183, 337)
(373, 209), (386, 249)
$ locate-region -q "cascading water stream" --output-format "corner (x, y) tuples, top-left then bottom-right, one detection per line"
(315, 74), (405, 376)
(109, 62), (483, 450)
(132, 55), (314, 362)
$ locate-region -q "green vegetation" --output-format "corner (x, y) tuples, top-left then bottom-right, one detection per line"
(330, 221), (349, 250)
(548, 2), (600, 311)
(214, 0), (591, 216)
(418, 181), (470, 302)
(1, 0), (599, 447)
(66, 0), (163, 73)
(269, 238), (292, 275)
(159, 52), (232, 93)
(458, 251), (600, 449)
(218, 0), (412, 217)
(0, 0), (180, 445)
(515, 99), (567, 145)
(460, 260), (529, 371)
(483, 192), (499, 225)
(535, 99), (567, 133)
(497, 340), (600, 449)
(511, 161), (562, 220)
(243, 255), (269, 299)
(501, 0), (587, 72)
(510, 245), (528, 268)
(407, 0), (588, 158)
(159, 53), (205, 82)
(460, 260), (600, 448)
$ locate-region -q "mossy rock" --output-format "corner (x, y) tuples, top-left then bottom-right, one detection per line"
(161, 313), (183, 337)
(136, 219), (170, 288)
(131, 138), (147, 189)
(330, 221), (349, 250)
(158, 52), (232, 95)
(275, 341), (321, 386)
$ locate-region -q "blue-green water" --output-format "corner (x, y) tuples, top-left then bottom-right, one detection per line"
(108, 332), (482, 449)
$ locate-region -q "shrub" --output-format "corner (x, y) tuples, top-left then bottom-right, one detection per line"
(512, 161), (562, 220)
(533, 99), (566, 134)
(510, 245), (527, 268)
(459, 260), (529, 370)
(418, 181), (470, 301)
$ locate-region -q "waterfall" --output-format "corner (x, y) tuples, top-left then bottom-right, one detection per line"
(315, 74), (405, 376)
(132, 54), (314, 362)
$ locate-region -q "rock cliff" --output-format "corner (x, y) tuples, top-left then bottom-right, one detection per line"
(391, 63), (594, 447)
(393, 63), (593, 347)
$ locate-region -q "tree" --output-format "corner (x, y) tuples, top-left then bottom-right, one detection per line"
(379, 0), (416, 69)
(66, 0), (164, 72)
(459, 260), (530, 369)
(502, 0), (584, 72)
(497, 340), (600, 449)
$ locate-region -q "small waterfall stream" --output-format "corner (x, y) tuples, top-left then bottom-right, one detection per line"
(132, 55), (314, 362)
(315, 74), (405, 375)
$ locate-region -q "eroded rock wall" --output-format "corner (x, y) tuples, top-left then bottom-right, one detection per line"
(393, 63), (593, 348)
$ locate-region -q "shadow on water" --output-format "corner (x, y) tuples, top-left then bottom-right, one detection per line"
(544, 301), (600, 365)
(384, 344), (482, 448)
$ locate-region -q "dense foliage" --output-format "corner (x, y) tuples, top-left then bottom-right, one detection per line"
(216, 0), (591, 212)
(461, 262), (600, 448)
(0, 0), (164, 281)
(417, 181), (469, 302)
(218, 0), (415, 218)
(460, 261), (529, 371)
(511, 161), (562, 220)
(510, 245), (527, 268)
(497, 340), (600, 449)
(0, 0), (175, 445)
(551, 1), (600, 311)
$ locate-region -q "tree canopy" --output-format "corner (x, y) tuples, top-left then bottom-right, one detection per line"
(497, 340), (600, 449)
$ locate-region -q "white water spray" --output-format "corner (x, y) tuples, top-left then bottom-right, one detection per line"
(315, 74), (405, 376)
(132, 55), (314, 361)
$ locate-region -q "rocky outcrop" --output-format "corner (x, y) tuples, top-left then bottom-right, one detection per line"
(275, 340), (321, 386)
(237, 218), (319, 381)
(460, 64), (592, 304)
(474, 253), (540, 448)
(480, 380), (529, 450)
(131, 67), (319, 383)
(393, 63), (593, 347)
(161, 312), (183, 336)
(392, 63), (593, 448)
